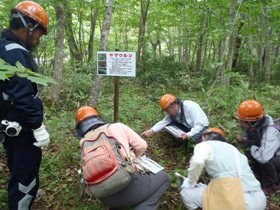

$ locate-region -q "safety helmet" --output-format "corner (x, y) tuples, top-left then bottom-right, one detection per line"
(236, 100), (264, 122)
(202, 127), (225, 142)
(203, 127), (225, 137)
(160, 94), (176, 110)
(12, 1), (48, 34)
(75, 106), (104, 138)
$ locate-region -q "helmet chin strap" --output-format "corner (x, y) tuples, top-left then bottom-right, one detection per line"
(248, 120), (260, 128)
(13, 11), (39, 36)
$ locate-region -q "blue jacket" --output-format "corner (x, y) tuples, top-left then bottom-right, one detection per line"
(0, 29), (43, 129)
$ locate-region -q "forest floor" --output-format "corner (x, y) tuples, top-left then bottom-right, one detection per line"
(0, 131), (279, 210)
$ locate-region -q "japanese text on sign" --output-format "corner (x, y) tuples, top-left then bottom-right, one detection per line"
(97, 51), (136, 77)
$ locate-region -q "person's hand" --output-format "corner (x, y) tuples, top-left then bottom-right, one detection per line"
(235, 133), (245, 143)
(180, 132), (188, 140)
(141, 129), (154, 138)
(33, 124), (50, 148)
(181, 178), (196, 189)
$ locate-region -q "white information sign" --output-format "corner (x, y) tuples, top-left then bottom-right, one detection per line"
(97, 51), (136, 77)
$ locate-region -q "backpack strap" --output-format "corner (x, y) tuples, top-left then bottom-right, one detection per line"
(82, 124), (132, 163)
(269, 124), (280, 132)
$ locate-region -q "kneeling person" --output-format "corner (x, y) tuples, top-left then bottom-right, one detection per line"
(75, 106), (170, 210)
(142, 94), (208, 142)
(180, 128), (266, 210)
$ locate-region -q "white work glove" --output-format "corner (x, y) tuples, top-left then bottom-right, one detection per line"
(33, 124), (50, 148)
(181, 178), (196, 189)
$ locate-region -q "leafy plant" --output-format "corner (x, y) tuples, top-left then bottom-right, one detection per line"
(0, 58), (55, 85)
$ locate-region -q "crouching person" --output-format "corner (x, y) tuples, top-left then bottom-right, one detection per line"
(75, 106), (170, 210)
(180, 128), (266, 210)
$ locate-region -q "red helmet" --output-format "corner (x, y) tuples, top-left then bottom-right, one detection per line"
(12, 1), (49, 34)
(160, 94), (176, 110)
(236, 100), (264, 122)
(75, 106), (104, 138)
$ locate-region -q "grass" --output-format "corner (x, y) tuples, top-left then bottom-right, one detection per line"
(0, 76), (280, 209)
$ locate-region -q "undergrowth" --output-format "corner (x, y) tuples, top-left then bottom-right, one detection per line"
(0, 68), (279, 209)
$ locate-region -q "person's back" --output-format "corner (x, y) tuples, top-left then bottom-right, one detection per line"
(205, 140), (261, 192)
(75, 106), (170, 210)
(180, 128), (266, 210)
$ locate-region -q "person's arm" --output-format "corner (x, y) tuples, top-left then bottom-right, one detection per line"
(187, 142), (213, 185)
(1, 47), (43, 129)
(250, 127), (280, 164)
(183, 101), (208, 138)
(122, 123), (148, 157)
(151, 115), (173, 132)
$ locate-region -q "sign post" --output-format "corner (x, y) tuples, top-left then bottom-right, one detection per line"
(97, 51), (136, 122)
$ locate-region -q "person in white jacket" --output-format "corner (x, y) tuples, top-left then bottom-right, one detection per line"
(236, 99), (280, 195)
(142, 94), (208, 142)
(180, 127), (266, 210)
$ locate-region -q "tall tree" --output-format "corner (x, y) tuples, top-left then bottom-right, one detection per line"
(50, 2), (65, 103)
(247, 14), (255, 79)
(226, 0), (237, 71)
(195, 13), (208, 72)
(89, 0), (114, 107)
(64, 1), (83, 61)
(137, 0), (150, 62)
(88, 2), (100, 63)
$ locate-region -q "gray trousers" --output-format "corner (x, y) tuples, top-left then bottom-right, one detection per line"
(100, 170), (170, 210)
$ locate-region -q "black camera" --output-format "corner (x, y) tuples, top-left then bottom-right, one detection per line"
(0, 120), (22, 137)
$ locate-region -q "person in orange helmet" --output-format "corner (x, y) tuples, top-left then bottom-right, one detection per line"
(142, 94), (209, 142)
(0, 1), (49, 209)
(235, 99), (280, 196)
(179, 128), (266, 210)
(75, 106), (170, 210)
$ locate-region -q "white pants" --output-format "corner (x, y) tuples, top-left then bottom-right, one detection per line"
(180, 183), (267, 210)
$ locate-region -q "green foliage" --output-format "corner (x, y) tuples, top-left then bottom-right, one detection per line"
(0, 59), (55, 86)
(1, 70), (280, 209)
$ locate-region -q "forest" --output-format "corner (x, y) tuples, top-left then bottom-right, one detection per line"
(0, 0), (280, 209)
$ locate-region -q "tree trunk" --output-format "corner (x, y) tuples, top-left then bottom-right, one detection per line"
(150, 39), (160, 61)
(195, 14), (207, 72)
(226, 0), (236, 71)
(89, 0), (114, 107)
(64, 2), (82, 61)
(247, 14), (255, 79)
(166, 28), (175, 58)
(137, 0), (150, 62)
(232, 20), (244, 69)
(263, 6), (272, 83)
(50, 3), (64, 103)
(218, 37), (227, 82)
(275, 32), (280, 59)
(87, 4), (99, 63)
(257, 15), (265, 77)
(182, 25), (189, 68)
(121, 2), (131, 51)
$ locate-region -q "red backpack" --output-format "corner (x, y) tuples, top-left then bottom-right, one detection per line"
(80, 124), (135, 198)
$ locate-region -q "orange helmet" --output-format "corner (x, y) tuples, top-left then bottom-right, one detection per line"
(75, 106), (104, 138)
(202, 127), (225, 142)
(75, 106), (99, 124)
(12, 1), (49, 34)
(203, 127), (225, 137)
(236, 100), (264, 122)
(160, 94), (176, 110)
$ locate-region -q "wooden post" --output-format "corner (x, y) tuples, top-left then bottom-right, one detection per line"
(114, 49), (120, 122)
